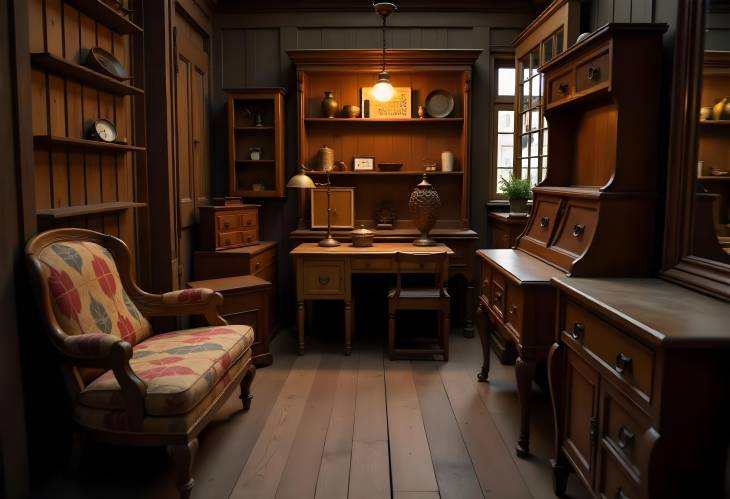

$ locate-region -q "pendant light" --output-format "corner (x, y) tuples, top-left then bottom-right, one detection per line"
(372, 2), (397, 102)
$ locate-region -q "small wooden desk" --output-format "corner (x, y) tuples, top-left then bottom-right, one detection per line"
(291, 242), (454, 355)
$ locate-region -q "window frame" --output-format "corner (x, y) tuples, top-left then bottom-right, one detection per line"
(489, 55), (517, 200)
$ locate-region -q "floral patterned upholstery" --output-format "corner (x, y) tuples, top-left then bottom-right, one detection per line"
(80, 325), (254, 416)
(75, 350), (252, 433)
(36, 241), (152, 346)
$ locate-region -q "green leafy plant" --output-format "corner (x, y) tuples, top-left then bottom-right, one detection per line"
(499, 174), (532, 200)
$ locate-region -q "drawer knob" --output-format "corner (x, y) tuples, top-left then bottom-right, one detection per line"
(615, 488), (629, 499)
(510, 305), (517, 315)
(571, 322), (584, 341)
(255, 261), (261, 269)
(572, 224), (586, 238)
(587, 65), (600, 81)
(223, 222), (230, 229)
(540, 216), (550, 228)
(589, 416), (598, 445)
(247, 219), (252, 225)
(615, 352), (633, 374)
(494, 290), (504, 305)
(247, 237), (252, 242)
(558, 82), (568, 94)
(318, 275), (331, 286)
(617, 424), (635, 451)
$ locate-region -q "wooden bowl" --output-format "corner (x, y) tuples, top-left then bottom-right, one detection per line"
(377, 162), (403, 172)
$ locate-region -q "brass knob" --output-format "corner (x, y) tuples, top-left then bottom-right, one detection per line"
(510, 305), (517, 315)
(223, 222), (230, 229)
(587, 65), (600, 81)
(246, 219), (252, 225)
(617, 425), (635, 450)
(571, 322), (584, 341)
(558, 82), (568, 94)
(572, 224), (586, 238)
(255, 261), (261, 269)
(540, 216), (549, 228)
(318, 275), (330, 285)
(615, 352), (632, 374)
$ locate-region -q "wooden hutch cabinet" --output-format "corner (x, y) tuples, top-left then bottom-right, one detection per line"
(476, 24), (666, 460)
(288, 49), (481, 335)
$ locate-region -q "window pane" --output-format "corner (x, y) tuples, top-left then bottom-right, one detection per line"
(521, 134), (529, 158)
(542, 129), (549, 155)
(497, 67), (516, 96)
(530, 110), (540, 131)
(531, 76), (542, 106)
(521, 56), (530, 82)
(530, 132), (539, 156)
(556, 30), (564, 54)
(521, 83), (530, 111)
(543, 38), (554, 63)
(530, 157), (540, 185)
(542, 116), (548, 129)
(497, 133), (514, 169)
(522, 111), (530, 133)
(530, 49), (540, 76)
(498, 110), (514, 133)
(522, 158), (529, 174)
(497, 169), (512, 193)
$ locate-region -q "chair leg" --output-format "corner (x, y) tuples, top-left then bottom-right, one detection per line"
(240, 364), (256, 411)
(167, 439), (198, 499)
(388, 310), (396, 360)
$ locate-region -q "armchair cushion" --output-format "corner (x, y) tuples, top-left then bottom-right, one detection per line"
(79, 324), (254, 416)
(36, 241), (152, 346)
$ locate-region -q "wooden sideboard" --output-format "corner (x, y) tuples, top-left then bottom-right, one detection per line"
(548, 277), (730, 499)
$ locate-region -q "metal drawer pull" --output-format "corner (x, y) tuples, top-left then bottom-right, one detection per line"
(615, 352), (633, 374)
(540, 216), (550, 228)
(510, 305), (517, 315)
(494, 290), (503, 305)
(246, 219), (252, 225)
(615, 488), (629, 499)
(588, 65), (600, 80)
(558, 82), (569, 94)
(571, 322), (584, 341)
(572, 224), (586, 238)
(589, 416), (598, 445)
(318, 275), (331, 285)
(223, 221), (231, 229)
(617, 425), (635, 450)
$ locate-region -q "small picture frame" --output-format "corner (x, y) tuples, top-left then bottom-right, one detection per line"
(353, 156), (375, 171)
(311, 188), (355, 229)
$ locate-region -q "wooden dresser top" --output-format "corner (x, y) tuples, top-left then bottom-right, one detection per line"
(477, 249), (564, 284)
(291, 242), (454, 256)
(553, 277), (730, 347)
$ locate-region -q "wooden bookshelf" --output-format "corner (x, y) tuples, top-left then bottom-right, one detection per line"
(63, 0), (142, 34)
(37, 201), (146, 219)
(34, 135), (145, 152)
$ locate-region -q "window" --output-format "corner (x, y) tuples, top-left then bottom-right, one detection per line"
(492, 60), (515, 198)
(514, 28), (565, 189)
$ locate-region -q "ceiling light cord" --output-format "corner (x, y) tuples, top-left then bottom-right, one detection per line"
(381, 13), (387, 73)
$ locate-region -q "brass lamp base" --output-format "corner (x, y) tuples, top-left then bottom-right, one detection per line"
(413, 234), (436, 246)
(318, 236), (341, 247)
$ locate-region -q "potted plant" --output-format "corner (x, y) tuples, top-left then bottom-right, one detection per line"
(499, 174), (532, 217)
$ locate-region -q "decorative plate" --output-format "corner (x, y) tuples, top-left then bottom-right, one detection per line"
(425, 89), (454, 118)
(85, 47), (129, 80)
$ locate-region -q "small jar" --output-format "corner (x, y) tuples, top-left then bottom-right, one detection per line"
(250, 147), (262, 161)
(351, 225), (375, 247)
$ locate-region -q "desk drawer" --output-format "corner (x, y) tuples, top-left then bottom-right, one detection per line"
(479, 260), (492, 302)
(217, 213), (242, 231)
(301, 259), (346, 297)
(218, 228), (259, 249)
(576, 45), (610, 95)
(552, 199), (597, 258)
(400, 260), (439, 272)
(505, 282), (523, 336)
(250, 247), (276, 275)
(598, 446), (642, 499)
(564, 300), (654, 401)
(351, 257), (393, 272)
(601, 383), (651, 478)
(548, 68), (574, 106)
(523, 194), (562, 245)
(491, 271), (507, 319)
(240, 209), (258, 228)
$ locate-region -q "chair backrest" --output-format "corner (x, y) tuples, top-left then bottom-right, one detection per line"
(393, 251), (449, 293)
(26, 229), (152, 382)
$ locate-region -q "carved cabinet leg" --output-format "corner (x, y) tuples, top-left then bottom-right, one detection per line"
(515, 353), (536, 458)
(476, 303), (491, 382)
(463, 280), (475, 338)
(344, 300), (352, 356)
(167, 439), (199, 499)
(240, 364), (256, 411)
(297, 300), (305, 355)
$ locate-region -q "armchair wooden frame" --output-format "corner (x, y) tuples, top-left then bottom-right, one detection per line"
(26, 228), (256, 499)
(387, 252), (451, 360)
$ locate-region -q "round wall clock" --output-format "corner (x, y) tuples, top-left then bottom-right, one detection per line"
(90, 119), (118, 143)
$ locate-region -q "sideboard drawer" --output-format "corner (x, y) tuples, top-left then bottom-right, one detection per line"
(505, 281), (524, 336)
(601, 383), (651, 478)
(576, 45), (610, 95)
(490, 271), (507, 319)
(240, 208), (258, 228)
(479, 260), (492, 302)
(565, 300), (655, 402)
(523, 194), (562, 245)
(301, 259), (346, 297)
(199, 204), (260, 251)
(547, 67), (574, 106)
(218, 227), (259, 249)
(217, 213), (242, 231)
(250, 246), (276, 275)
(351, 257), (393, 272)
(552, 199), (598, 258)
(598, 446), (642, 499)
(400, 260), (439, 272)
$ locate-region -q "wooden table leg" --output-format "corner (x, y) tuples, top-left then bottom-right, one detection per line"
(344, 300), (352, 356)
(297, 300), (305, 355)
(515, 351), (536, 458)
(463, 279), (475, 338)
(476, 303), (490, 381)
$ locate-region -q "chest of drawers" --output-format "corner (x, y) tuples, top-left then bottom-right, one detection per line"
(549, 277), (730, 499)
(198, 204), (260, 251)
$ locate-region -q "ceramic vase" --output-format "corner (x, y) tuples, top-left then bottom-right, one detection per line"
(509, 198), (528, 217)
(408, 174), (441, 246)
(712, 97), (727, 121)
(322, 91), (338, 118)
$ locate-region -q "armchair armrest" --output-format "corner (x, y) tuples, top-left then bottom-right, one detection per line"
(134, 288), (227, 326)
(61, 334), (147, 431)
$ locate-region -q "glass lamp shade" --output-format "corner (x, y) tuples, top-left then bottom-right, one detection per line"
(372, 71), (395, 102)
(286, 171), (315, 189)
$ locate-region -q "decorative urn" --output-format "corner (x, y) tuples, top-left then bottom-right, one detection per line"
(408, 174), (441, 246)
(351, 225), (375, 247)
(321, 91), (338, 118)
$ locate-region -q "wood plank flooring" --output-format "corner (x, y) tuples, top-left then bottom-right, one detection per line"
(35, 331), (591, 499)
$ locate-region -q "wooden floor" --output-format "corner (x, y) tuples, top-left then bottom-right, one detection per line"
(37, 330), (591, 499)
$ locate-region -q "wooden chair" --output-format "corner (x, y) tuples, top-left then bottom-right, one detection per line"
(387, 251), (450, 360)
(26, 228), (257, 499)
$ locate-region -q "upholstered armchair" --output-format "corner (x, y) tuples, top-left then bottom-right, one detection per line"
(26, 228), (256, 499)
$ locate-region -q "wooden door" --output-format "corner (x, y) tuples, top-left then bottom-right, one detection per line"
(563, 348), (600, 488)
(174, 14), (210, 287)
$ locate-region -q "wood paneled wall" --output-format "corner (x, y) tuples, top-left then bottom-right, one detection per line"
(28, 0), (138, 253)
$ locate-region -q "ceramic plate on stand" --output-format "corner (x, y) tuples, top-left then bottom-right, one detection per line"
(425, 89), (454, 118)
